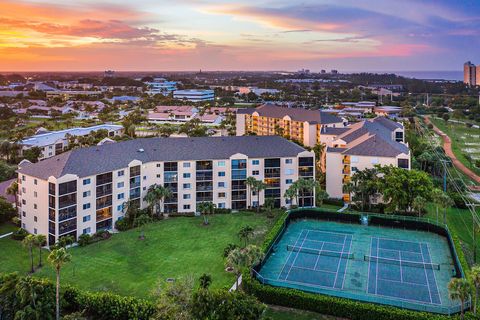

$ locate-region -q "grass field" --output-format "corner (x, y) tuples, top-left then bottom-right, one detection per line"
(1, 212), (274, 298)
(430, 117), (480, 177)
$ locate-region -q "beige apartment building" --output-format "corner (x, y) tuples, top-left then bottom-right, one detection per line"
(324, 117), (410, 201)
(17, 136), (314, 245)
(236, 104), (345, 147)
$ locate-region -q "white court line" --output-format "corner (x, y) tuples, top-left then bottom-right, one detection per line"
(333, 234), (347, 288)
(301, 237), (345, 247)
(419, 243), (433, 304)
(277, 230), (306, 280)
(425, 243), (442, 305)
(366, 237), (373, 293)
(399, 251), (404, 282)
(304, 228), (353, 237)
(368, 290), (443, 306)
(341, 235), (353, 290)
(313, 241), (325, 271)
(377, 277), (429, 287)
(285, 230), (310, 281)
(289, 265), (338, 274)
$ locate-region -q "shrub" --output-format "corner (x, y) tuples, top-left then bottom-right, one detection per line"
(10, 227), (28, 240)
(78, 234), (92, 247)
(323, 197), (344, 207)
(223, 243), (239, 258)
(214, 208), (231, 214)
(115, 218), (132, 231)
(93, 230), (111, 240)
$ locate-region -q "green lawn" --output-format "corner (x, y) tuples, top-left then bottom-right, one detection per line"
(424, 203), (480, 265)
(430, 117), (480, 177)
(1, 212), (274, 298)
(263, 306), (337, 320)
(0, 222), (16, 235)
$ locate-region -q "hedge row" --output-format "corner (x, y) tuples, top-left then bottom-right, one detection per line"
(243, 272), (457, 320)
(261, 210), (288, 252)
(63, 286), (155, 320)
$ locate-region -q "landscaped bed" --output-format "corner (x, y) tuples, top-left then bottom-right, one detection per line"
(0, 211), (274, 298)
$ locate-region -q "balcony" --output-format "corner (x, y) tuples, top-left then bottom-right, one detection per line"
(96, 207), (112, 222)
(343, 194), (350, 202)
(342, 167), (351, 175)
(342, 156), (351, 165)
(342, 176), (351, 184)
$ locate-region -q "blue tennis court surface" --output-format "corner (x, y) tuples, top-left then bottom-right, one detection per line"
(257, 219), (465, 314)
(367, 237), (441, 305)
(278, 229), (353, 289)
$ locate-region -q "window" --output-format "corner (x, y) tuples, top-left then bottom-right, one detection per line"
(83, 178), (91, 185)
(117, 193), (125, 200)
(183, 194), (191, 200)
(117, 205), (123, 212)
(371, 158), (379, 164)
(34, 204), (37, 209)
(351, 156), (359, 163)
(183, 204), (191, 210)
(83, 215), (91, 222)
(218, 203), (226, 209)
(83, 227), (91, 234)
(83, 203), (91, 210)
(34, 216), (37, 222)
(156, 174), (161, 178)
(285, 169), (294, 175)
(252, 160), (260, 165)
(398, 158), (409, 169)
(157, 163), (161, 168)
(286, 179), (293, 184)
(22, 187), (26, 193)
(83, 191), (91, 198)
(218, 192), (226, 198)
(22, 199), (26, 205)
(352, 167), (358, 172)
(183, 173), (191, 179)
(34, 228), (37, 234)
(22, 211), (26, 217)
(252, 170), (259, 175)
(395, 131), (404, 142)
(117, 182), (124, 188)
(143, 176), (147, 180)
(34, 191), (37, 198)
(118, 170), (124, 177)
(183, 183), (191, 189)
(218, 182), (226, 188)
(217, 161), (225, 167)
(22, 175), (25, 181)
(285, 158), (293, 164)
(183, 162), (191, 168)
(218, 171), (225, 177)
(34, 179), (37, 185)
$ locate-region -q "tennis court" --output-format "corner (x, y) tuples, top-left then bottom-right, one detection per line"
(366, 237), (441, 305)
(256, 217), (467, 314)
(278, 229), (353, 289)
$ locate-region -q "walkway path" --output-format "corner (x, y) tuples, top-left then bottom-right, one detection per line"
(0, 232), (13, 239)
(424, 116), (480, 191)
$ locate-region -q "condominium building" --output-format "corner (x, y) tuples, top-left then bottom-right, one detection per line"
(236, 104), (345, 147)
(173, 89), (215, 102)
(20, 124), (124, 160)
(324, 117), (410, 201)
(464, 61), (477, 86)
(145, 78), (177, 95)
(17, 136), (315, 245)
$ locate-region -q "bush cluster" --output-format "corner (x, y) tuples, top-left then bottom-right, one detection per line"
(10, 227), (28, 240)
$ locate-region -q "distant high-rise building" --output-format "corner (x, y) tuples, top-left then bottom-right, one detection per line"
(464, 61), (476, 86)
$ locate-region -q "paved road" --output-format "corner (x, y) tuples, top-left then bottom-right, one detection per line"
(424, 116), (480, 191)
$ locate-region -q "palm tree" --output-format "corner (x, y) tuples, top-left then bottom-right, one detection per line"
(245, 177), (258, 209)
(199, 273), (212, 290)
(22, 234), (35, 273)
(238, 225), (254, 247)
(226, 245), (264, 289)
(48, 248), (72, 320)
(312, 143), (326, 176)
(6, 180), (18, 208)
(34, 234), (46, 268)
(448, 278), (471, 319)
(413, 196), (426, 217)
(144, 184), (161, 216)
(284, 185), (297, 208)
(254, 180), (266, 213)
(197, 201), (215, 225)
(471, 266), (480, 315)
(134, 214), (152, 240)
(263, 197), (276, 218)
(296, 178), (316, 208)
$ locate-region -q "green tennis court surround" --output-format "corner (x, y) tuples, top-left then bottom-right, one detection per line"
(253, 209), (469, 315)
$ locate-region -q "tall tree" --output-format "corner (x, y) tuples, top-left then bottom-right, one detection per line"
(471, 266), (480, 315)
(238, 225), (254, 247)
(34, 234), (46, 268)
(448, 278), (471, 319)
(197, 201), (215, 225)
(22, 234), (35, 273)
(48, 248), (72, 320)
(134, 214), (153, 240)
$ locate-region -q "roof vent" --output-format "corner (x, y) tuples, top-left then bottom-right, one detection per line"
(138, 148), (145, 153)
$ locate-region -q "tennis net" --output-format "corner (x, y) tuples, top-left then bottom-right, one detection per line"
(364, 255), (440, 270)
(287, 245), (354, 259)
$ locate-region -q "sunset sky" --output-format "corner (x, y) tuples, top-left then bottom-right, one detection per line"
(0, 0), (479, 71)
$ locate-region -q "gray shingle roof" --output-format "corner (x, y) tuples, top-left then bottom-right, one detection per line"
(18, 136), (307, 180)
(238, 104), (343, 125)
